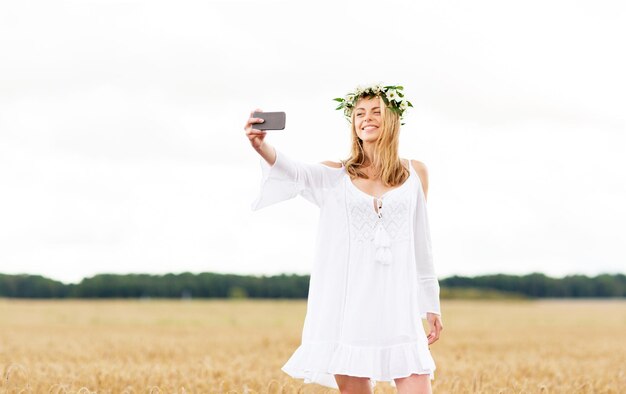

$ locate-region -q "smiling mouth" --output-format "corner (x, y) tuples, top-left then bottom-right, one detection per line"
(362, 125), (378, 131)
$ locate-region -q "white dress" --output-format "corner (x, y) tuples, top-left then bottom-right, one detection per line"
(251, 147), (441, 389)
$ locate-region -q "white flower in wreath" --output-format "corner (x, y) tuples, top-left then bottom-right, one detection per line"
(386, 89), (398, 101)
(399, 100), (409, 110)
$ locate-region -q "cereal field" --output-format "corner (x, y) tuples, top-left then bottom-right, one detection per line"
(0, 299), (624, 393)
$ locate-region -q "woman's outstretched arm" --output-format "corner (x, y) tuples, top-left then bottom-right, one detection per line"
(244, 109), (343, 210)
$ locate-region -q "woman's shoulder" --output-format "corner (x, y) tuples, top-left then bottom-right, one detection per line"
(399, 157), (427, 173)
(406, 158), (429, 198)
(406, 158), (427, 173)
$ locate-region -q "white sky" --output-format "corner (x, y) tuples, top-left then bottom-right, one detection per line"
(0, 0), (624, 284)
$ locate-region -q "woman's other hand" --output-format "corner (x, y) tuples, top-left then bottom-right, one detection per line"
(426, 313), (443, 345)
(244, 108), (266, 150)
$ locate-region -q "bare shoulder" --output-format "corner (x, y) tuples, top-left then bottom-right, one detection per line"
(408, 159), (429, 199)
(319, 160), (343, 169)
(409, 159), (428, 177)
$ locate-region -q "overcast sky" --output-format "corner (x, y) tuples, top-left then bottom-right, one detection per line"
(1, 0), (624, 284)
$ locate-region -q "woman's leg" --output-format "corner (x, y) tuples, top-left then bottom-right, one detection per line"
(394, 373), (432, 394)
(334, 374), (373, 394)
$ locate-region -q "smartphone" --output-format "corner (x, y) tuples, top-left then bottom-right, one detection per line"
(252, 111), (286, 130)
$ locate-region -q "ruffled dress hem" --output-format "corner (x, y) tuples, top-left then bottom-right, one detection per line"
(281, 341), (435, 389)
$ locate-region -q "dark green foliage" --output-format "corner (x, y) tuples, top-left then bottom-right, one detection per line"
(0, 272), (623, 299)
(0, 274), (68, 298)
(440, 272), (626, 298)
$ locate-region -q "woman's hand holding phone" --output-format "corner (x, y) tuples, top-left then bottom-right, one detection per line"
(244, 108), (267, 150)
(244, 109), (280, 166)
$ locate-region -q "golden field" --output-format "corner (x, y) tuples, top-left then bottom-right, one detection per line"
(0, 299), (624, 394)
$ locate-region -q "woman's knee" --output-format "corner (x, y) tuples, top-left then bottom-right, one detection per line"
(394, 373), (432, 394)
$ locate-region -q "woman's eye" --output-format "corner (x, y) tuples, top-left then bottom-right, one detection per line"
(374, 111), (380, 115)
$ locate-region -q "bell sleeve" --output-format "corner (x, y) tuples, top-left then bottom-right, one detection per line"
(250, 146), (332, 211)
(414, 179), (441, 320)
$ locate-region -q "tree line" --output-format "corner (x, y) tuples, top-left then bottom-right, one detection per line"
(0, 272), (624, 299)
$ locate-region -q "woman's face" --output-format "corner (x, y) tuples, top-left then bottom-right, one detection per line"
(353, 96), (382, 143)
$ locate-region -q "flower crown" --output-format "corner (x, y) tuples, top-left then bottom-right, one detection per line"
(334, 83), (413, 125)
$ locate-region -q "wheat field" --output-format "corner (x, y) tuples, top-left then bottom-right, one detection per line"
(0, 298), (624, 393)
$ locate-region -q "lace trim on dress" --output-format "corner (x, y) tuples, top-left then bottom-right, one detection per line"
(344, 161), (414, 251)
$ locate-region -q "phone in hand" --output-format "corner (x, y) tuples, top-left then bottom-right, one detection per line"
(252, 112), (286, 130)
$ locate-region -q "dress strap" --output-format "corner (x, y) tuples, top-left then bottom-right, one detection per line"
(408, 159), (414, 173)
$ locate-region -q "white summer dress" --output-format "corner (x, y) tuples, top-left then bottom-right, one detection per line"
(250, 147), (441, 390)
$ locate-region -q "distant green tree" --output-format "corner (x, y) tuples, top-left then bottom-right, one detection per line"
(1, 272), (624, 299)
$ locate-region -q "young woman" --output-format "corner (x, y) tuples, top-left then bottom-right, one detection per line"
(244, 84), (443, 394)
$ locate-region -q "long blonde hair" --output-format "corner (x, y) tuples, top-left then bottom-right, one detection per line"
(342, 95), (409, 187)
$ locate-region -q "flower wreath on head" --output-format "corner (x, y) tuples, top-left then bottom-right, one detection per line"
(334, 83), (413, 125)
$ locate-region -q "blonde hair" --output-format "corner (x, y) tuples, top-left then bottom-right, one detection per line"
(342, 95), (409, 186)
